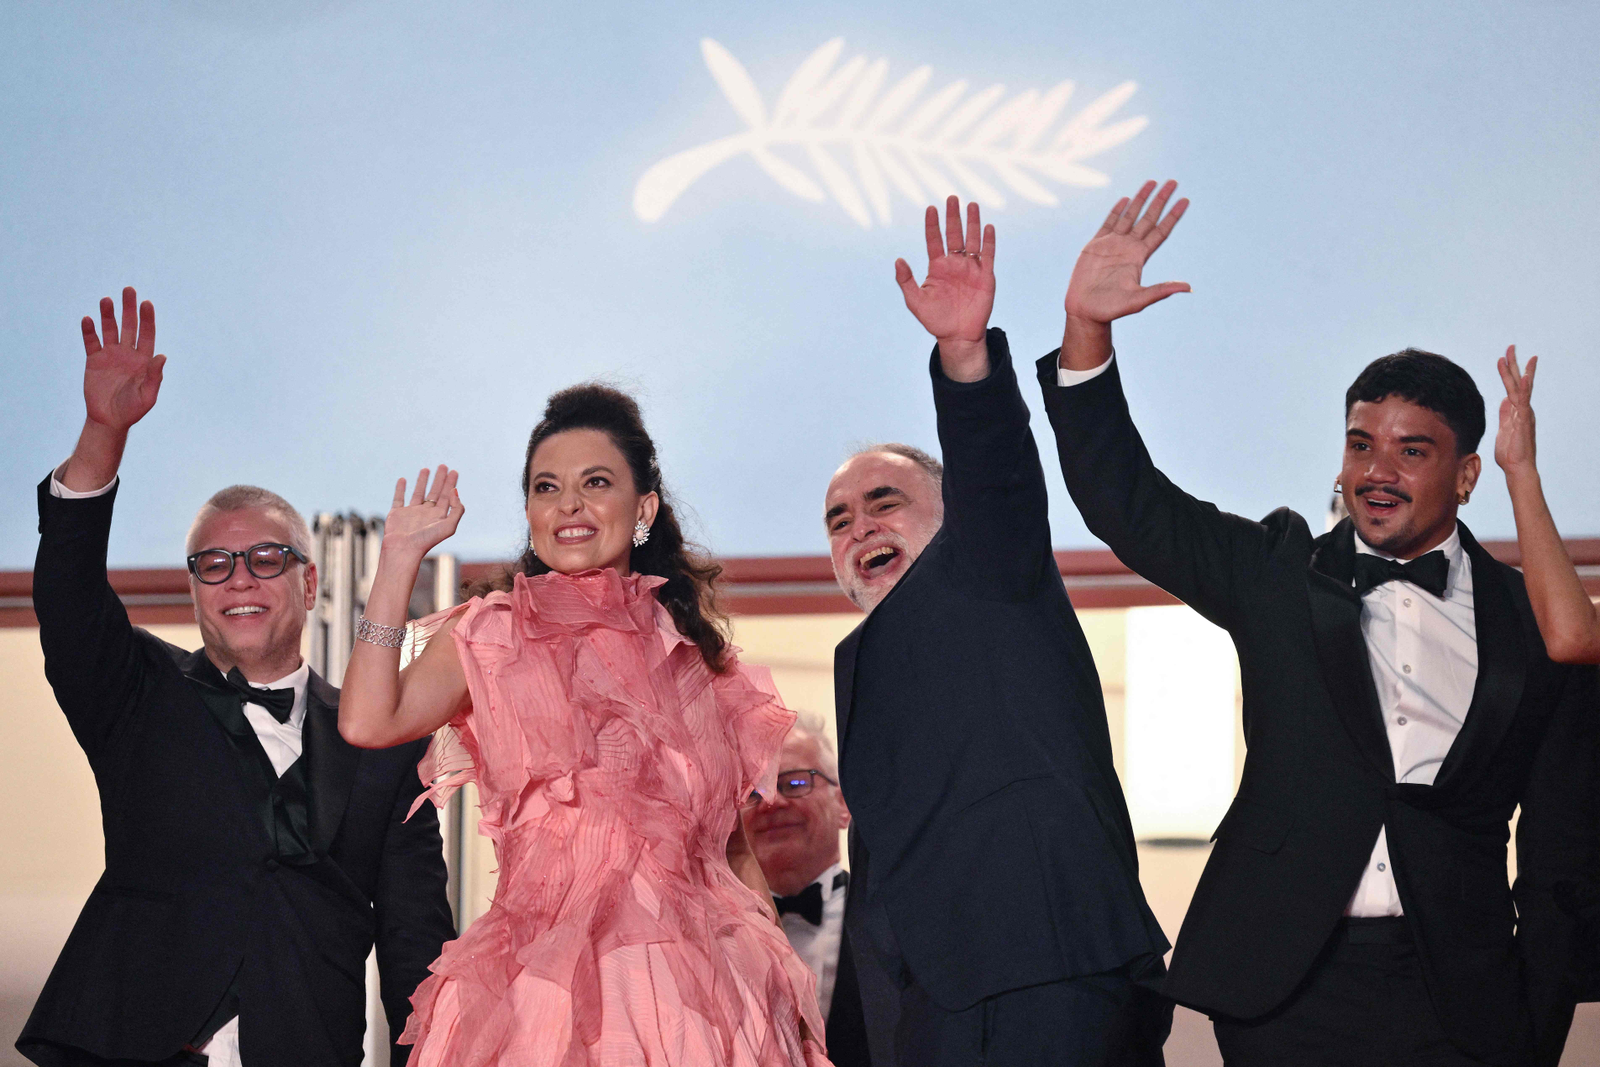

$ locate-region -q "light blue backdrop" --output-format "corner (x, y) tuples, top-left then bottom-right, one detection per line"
(3, 0), (1596, 568)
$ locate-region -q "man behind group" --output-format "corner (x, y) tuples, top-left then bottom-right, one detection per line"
(21, 289), (454, 1066)
(741, 712), (870, 1067)
(1039, 182), (1597, 1065)
(824, 200), (1171, 1067)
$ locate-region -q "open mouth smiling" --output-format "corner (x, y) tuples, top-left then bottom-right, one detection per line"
(223, 605), (267, 617)
(856, 545), (900, 577)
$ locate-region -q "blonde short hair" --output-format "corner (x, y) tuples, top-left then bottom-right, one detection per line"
(787, 708), (839, 781)
(186, 485), (313, 558)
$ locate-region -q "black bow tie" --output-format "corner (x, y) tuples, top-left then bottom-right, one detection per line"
(1353, 550), (1450, 600)
(225, 667), (296, 724)
(775, 881), (824, 925)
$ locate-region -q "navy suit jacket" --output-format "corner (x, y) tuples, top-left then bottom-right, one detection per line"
(834, 332), (1168, 1030)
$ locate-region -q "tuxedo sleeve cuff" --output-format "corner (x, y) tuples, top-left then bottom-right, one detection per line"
(50, 462), (118, 498)
(1055, 351), (1115, 386)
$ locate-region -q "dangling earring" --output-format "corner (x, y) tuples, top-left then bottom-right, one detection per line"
(528, 535), (539, 560)
(633, 520), (651, 548)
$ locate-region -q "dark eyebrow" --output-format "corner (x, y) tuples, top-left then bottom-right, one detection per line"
(1345, 429), (1373, 440)
(865, 485), (907, 502)
(532, 465), (617, 481)
(824, 503), (848, 524)
(1398, 434), (1436, 445)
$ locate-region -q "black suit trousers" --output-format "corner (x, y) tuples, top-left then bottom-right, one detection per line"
(893, 961), (1172, 1067)
(1213, 920), (1490, 1066)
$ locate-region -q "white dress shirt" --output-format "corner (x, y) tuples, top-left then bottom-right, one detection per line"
(1345, 528), (1476, 916)
(51, 462), (309, 1067)
(778, 863), (848, 1021)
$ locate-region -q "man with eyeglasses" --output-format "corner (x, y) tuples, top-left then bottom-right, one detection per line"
(20, 288), (453, 1067)
(740, 712), (870, 1067)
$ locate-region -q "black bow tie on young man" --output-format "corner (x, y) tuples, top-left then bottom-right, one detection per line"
(1353, 550), (1450, 600)
(224, 667), (296, 724)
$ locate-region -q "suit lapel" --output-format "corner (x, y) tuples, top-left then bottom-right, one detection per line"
(303, 671), (360, 853)
(1307, 521), (1396, 781)
(182, 650), (278, 789)
(1433, 524), (1526, 787)
(834, 622), (865, 746)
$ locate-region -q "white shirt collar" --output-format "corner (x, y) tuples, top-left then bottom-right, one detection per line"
(1354, 523), (1463, 566)
(813, 861), (847, 902)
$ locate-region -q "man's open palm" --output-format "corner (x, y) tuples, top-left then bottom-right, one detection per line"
(1064, 180), (1190, 325)
(82, 286), (166, 433)
(896, 197), (996, 345)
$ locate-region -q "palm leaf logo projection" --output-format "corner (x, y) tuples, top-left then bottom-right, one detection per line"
(634, 38), (1149, 228)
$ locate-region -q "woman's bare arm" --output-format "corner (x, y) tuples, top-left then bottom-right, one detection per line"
(339, 466), (474, 747)
(1496, 348), (1600, 664)
(726, 817), (780, 925)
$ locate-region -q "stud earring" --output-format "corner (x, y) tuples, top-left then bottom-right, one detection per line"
(1458, 489), (1471, 505)
(1333, 478), (1343, 494)
(633, 520), (651, 548)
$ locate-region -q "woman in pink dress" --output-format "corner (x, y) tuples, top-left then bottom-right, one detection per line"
(339, 385), (830, 1067)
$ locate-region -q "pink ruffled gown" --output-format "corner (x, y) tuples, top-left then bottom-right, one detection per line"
(400, 569), (831, 1067)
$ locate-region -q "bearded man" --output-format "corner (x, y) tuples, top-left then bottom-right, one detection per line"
(823, 200), (1171, 1067)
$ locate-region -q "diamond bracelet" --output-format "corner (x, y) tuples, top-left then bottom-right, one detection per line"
(355, 615), (407, 649)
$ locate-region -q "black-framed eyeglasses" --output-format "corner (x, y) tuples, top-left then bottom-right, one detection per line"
(186, 543), (309, 584)
(742, 768), (837, 808)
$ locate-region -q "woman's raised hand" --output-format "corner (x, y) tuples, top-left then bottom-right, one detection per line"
(384, 465), (465, 560)
(1494, 345), (1538, 475)
(1063, 180), (1190, 326)
(82, 287), (166, 432)
(895, 197), (996, 376)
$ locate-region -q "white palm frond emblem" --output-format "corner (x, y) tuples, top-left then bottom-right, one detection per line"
(634, 38), (1149, 228)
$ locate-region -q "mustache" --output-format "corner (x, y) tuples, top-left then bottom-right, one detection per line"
(1354, 484), (1413, 504)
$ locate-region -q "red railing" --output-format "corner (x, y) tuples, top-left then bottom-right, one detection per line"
(3, 540), (1597, 627)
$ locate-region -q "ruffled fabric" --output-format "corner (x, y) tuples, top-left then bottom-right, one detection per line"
(401, 569), (828, 1067)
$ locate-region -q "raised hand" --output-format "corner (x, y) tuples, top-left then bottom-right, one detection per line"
(895, 197), (996, 380)
(1064, 180), (1190, 327)
(82, 286), (166, 432)
(384, 465), (466, 560)
(1494, 345), (1538, 474)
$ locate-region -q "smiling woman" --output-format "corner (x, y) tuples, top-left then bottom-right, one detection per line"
(333, 382), (832, 1066)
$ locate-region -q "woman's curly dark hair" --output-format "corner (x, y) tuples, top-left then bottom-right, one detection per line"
(469, 383), (731, 672)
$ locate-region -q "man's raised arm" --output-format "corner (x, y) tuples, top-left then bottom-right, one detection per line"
(34, 287), (168, 757)
(1039, 183), (1275, 628)
(895, 197), (1053, 600)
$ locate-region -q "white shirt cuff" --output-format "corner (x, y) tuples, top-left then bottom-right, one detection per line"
(49, 462), (117, 499)
(1056, 351), (1115, 386)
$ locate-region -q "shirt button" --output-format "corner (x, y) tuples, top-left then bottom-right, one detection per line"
(1377, 862), (1386, 872)
(1402, 598), (1412, 607)
(1402, 664), (1412, 674)
(1397, 717), (1407, 725)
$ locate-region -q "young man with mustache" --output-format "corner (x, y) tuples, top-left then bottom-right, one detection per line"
(20, 288), (453, 1067)
(1039, 181), (1598, 1066)
(824, 199), (1172, 1067)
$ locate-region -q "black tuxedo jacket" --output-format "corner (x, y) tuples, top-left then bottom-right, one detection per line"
(834, 333), (1169, 1023)
(1038, 356), (1598, 1066)
(19, 477), (455, 1067)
